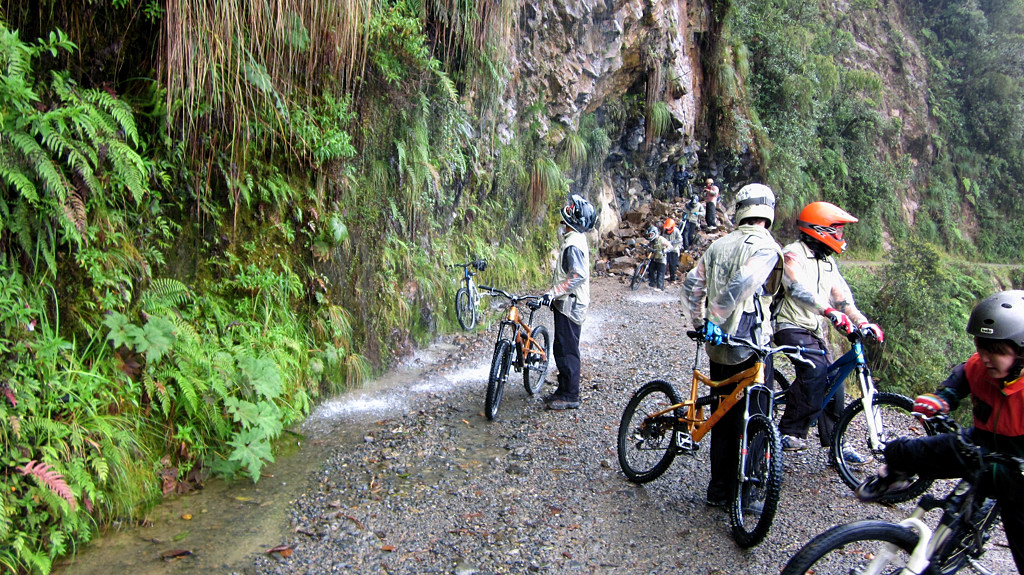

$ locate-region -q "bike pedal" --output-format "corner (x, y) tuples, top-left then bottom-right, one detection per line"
(676, 433), (699, 452)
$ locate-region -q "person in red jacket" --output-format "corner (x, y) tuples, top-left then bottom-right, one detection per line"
(856, 290), (1024, 571)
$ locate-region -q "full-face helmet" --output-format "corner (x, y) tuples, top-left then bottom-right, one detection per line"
(561, 194), (596, 233)
(663, 218), (676, 234)
(797, 202), (859, 254)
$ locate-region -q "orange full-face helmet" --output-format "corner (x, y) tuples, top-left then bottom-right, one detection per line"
(663, 218), (677, 234)
(797, 202), (859, 254)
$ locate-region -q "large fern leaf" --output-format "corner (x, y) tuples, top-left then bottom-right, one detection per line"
(17, 460), (77, 510)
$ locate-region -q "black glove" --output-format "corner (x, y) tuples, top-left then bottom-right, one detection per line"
(539, 293), (552, 307)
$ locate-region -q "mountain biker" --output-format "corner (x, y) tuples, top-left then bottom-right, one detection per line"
(773, 202), (884, 458)
(703, 178), (720, 230)
(645, 225), (671, 291)
(539, 194), (595, 411)
(856, 290), (1024, 571)
(681, 183), (784, 506)
(663, 218), (683, 283)
(682, 195), (704, 252)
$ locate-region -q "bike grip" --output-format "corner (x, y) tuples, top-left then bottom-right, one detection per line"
(686, 330), (698, 339)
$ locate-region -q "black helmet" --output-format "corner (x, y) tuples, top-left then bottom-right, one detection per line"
(966, 290), (1024, 347)
(561, 194), (596, 233)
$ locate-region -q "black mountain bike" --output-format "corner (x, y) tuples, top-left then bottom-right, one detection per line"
(629, 251), (652, 291)
(781, 415), (1021, 575)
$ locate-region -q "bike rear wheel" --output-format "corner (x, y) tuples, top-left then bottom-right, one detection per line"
(780, 520), (919, 575)
(455, 287), (476, 330)
(616, 380), (681, 483)
(831, 392), (934, 502)
(731, 414), (783, 548)
(522, 325), (551, 395)
(485, 340), (513, 420)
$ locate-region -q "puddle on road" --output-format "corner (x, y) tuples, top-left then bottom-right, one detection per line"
(54, 339), (495, 575)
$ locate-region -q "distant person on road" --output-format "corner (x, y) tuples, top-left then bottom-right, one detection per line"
(663, 218), (683, 283)
(703, 178), (720, 230)
(682, 195), (704, 251)
(855, 290), (1024, 572)
(645, 225), (671, 291)
(773, 202), (884, 458)
(681, 183), (783, 507)
(540, 194), (595, 411)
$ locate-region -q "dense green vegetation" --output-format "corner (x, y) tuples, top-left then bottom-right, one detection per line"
(0, 1), (569, 571)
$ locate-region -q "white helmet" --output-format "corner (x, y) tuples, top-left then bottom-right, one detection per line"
(734, 183), (776, 228)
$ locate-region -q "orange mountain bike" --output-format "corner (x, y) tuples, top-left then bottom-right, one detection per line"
(477, 286), (551, 420)
(617, 329), (824, 547)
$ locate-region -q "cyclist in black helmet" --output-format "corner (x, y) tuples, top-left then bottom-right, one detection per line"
(539, 194), (595, 411)
(856, 290), (1024, 571)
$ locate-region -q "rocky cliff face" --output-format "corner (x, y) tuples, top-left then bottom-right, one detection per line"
(498, 0), (941, 243)
(499, 0), (708, 240)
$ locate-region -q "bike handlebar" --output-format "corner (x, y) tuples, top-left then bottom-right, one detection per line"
(923, 415), (1024, 474)
(685, 330), (827, 361)
(478, 286), (543, 305)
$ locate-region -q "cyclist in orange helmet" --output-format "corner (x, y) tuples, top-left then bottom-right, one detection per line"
(774, 201), (883, 456)
(663, 218), (682, 282)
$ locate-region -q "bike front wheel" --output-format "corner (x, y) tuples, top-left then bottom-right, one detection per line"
(780, 520), (919, 575)
(629, 264), (645, 290)
(455, 287), (476, 330)
(616, 380), (681, 483)
(522, 325), (551, 395)
(731, 414), (783, 548)
(831, 392), (934, 502)
(485, 340), (513, 420)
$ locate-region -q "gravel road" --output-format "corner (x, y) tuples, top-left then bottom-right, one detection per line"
(244, 274), (1016, 574)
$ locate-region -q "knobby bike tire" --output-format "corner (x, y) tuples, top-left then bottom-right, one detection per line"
(780, 520), (919, 575)
(455, 287), (476, 330)
(522, 325), (551, 395)
(617, 380), (681, 483)
(731, 414), (783, 548)
(831, 392), (934, 503)
(933, 498), (1000, 575)
(629, 263), (645, 291)
(485, 340), (513, 420)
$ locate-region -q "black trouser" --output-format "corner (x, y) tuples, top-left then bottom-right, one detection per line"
(682, 221), (697, 250)
(552, 307), (582, 401)
(886, 430), (1024, 571)
(706, 201), (717, 227)
(775, 328), (842, 446)
(707, 355), (775, 500)
(666, 251), (679, 282)
(648, 260), (666, 289)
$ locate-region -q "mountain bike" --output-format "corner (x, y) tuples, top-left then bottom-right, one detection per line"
(773, 328), (936, 502)
(781, 415), (1020, 575)
(451, 259), (487, 330)
(629, 250), (652, 291)
(616, 329), (825, 547)
(477, 286), (551, 421)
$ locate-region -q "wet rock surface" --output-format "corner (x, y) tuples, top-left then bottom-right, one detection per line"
(243, 276), (1016, 574)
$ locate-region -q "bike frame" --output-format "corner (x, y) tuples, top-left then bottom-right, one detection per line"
(483, 287), (548, 369)
(821, 337), (889, 451)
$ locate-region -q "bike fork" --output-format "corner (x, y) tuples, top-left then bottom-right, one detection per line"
(859, 379), (885, 451)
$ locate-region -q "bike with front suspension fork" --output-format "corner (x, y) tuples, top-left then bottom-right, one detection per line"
(451, 259), (487, 330)
(617, 330), (825, 547)
(774, 328), (936, 502)
(629, 251), (652, 291)
(781, 415), (1020, 575)
(478, 286), (551, 421)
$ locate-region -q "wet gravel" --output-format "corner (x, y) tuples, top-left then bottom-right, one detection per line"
(243, 275), (1016, 574)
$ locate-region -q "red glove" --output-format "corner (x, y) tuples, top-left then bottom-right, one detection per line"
(824, 307), (853, 333)
(912, 393), (949, 418)
(859, 322), (884, 342)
